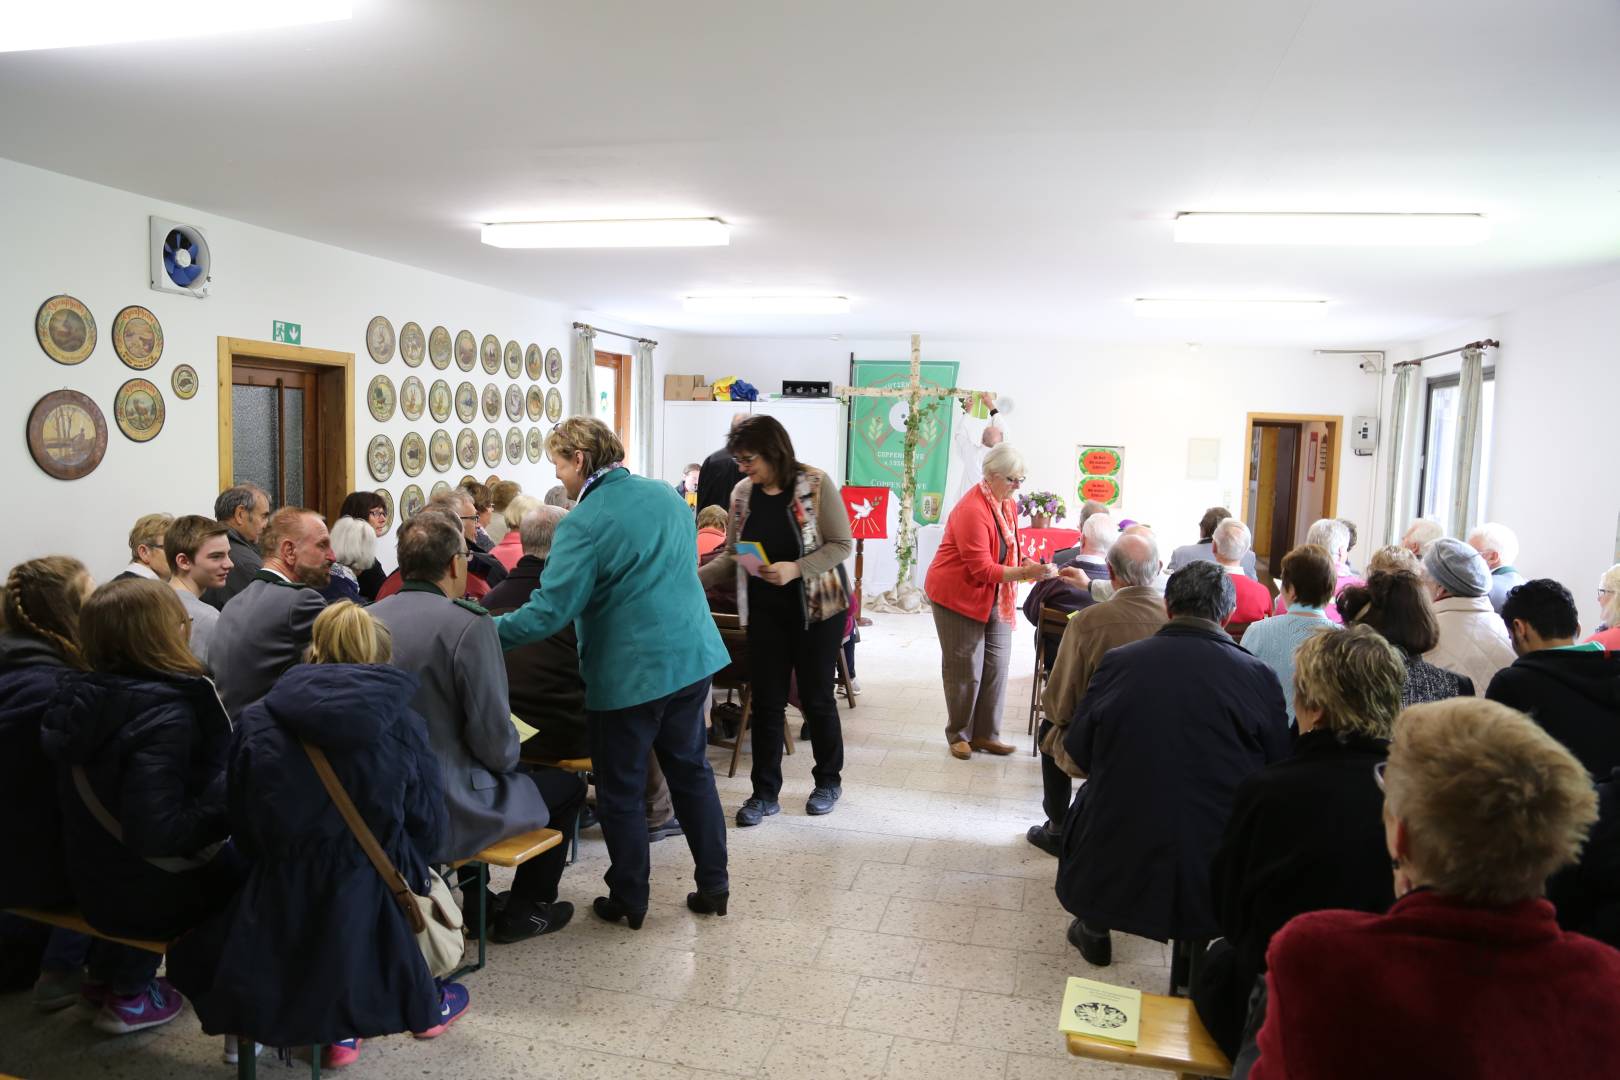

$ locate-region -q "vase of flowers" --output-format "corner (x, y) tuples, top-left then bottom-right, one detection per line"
(1018, 491), (1066, 529)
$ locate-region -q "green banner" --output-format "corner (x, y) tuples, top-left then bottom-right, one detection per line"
(846, 360), (959, 526)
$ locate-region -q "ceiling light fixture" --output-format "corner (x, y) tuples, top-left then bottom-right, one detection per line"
(684, 295), (850, 315)
(481, 218), (729, 249)
(1, 1), (353, 53)
(1133, 298), (1331, 319)
(1173, 212), (1489, 246)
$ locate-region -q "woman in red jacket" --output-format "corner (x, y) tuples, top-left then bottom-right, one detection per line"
(924, 443), (1053, 760)
(1243, 697), (1620, 1079)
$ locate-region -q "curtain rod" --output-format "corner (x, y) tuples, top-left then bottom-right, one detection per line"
(573, 321), (656, 347)
(1392, 338), (1499, 369)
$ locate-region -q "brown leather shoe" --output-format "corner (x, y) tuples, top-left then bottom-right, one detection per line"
(969, 738), (1016, 756)
(949, 740), (972, 760)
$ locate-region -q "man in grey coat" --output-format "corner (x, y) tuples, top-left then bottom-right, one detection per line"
(202, 484), (271, 610)
(1167, 506), (1259, 580)
(371, 509), (583, 944)
(210, 507), (333, 718)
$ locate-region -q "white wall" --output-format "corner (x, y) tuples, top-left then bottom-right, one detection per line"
(657, 336), (1385, 590)
(1, 156), (583, 580)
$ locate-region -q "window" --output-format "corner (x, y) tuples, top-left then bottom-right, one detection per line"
(594, 350), (632, 444)
(1418, 369), (1495, 524)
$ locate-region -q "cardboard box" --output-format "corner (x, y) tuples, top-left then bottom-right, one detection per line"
(691, 383), (714, 401)
(664, 374), (703, 401)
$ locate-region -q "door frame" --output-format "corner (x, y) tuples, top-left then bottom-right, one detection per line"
(1238, 412), (1342, 529)
(217, 337), (354, 518)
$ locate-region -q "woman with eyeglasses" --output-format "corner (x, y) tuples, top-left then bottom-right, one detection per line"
(698, 414), (854, 826)
(925, 442), (1054, 761)
(1237, 697), (1620, 1079)
(1589, 564), (1620, 651)
(338, 491), (391, 601)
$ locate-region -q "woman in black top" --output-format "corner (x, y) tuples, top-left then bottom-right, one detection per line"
(1337, 570), (1474, 702)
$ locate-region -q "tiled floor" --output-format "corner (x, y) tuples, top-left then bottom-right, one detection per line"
(0, 611), (1166, 1079)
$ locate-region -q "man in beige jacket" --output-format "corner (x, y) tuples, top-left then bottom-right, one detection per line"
(1028, 532), (1168, 855)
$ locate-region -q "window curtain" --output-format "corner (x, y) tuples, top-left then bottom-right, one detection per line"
(1448, 345), (1487, 537)
(633, 338), (655, 474)
(1382, 364), (1414, 545)
(568, 324), (596, 420)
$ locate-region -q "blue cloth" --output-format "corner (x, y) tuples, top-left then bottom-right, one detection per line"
(0, 633), (77, 907)
(495, 468), (729, 711)
(1239, 606), (1342, 723)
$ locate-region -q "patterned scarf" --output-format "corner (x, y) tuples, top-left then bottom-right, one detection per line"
(575, 461), (623, 503)
(980, 481), (1018, 624)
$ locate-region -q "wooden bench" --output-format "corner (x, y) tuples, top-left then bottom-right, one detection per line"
(1065, 991), (1232, 1079)
(446, 827), (563, 980)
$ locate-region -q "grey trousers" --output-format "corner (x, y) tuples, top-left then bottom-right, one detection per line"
(932, 603), (1011, 744)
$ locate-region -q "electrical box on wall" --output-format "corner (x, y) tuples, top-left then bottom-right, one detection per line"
(1352, 415), (1378, 456)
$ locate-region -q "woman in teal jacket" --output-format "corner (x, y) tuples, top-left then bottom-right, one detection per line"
(495, 417), (730, 929)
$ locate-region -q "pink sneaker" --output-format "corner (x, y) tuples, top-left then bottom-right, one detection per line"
(322, 1038), (362, 1068)
(92, 977), (183, 1035)
(412, 981), (470, 1039)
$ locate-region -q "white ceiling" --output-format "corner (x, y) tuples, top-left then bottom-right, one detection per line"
(2, 0), (1619, 345)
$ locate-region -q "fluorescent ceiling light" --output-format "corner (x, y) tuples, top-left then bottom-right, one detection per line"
(684, 295), (850, 315)
(482, 218), (729, 249)
(2, 1), (352, 53)
(1174, 212), (1488, 246)
(1133, 298), (1330, 319)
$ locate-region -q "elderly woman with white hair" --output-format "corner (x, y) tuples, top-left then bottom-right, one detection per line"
(925, 442), (1054, 760)
(490, 493), (544, 572)
(1271, 518), (1364, 620)
(319, 515), (376, 604)
(1590, 564), (1620, 651)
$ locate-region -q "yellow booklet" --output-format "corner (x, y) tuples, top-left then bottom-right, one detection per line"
(510, 714), (540, 743)
(1058, 977), (1141, 1047)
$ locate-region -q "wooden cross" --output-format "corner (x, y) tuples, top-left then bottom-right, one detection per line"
(835, 333), (992, 611)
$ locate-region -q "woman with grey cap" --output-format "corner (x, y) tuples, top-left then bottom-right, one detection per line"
(1422, 537), (1515, 694)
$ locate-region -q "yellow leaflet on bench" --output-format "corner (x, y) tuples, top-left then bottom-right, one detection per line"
(1059, 977), (1141, 1048)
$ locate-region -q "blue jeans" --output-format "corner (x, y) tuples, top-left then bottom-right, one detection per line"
(588, 677), (728, 912)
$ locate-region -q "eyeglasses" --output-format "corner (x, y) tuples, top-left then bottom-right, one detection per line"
(367, 507), (387, 519)
(1003, 474), (1025, 485)
(459, 515), (478, 524)
(1373, 761), (1388, 791)
(1601, 588), (1615, 598)
(732, 453), (759, 467)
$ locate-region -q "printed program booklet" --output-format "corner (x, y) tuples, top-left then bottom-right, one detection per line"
(734, 540), (771, 577)
(1058, 977), (1141, 1047)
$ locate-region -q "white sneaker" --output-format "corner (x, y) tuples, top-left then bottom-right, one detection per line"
(847, 676), (862, 695)
(223, 1035), (264, 1064)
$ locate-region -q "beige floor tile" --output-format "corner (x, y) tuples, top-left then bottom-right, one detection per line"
(850, 861), (943, 898)
(586, 945), (760, 1007)
(472, 978), (678, 1057)
(1005, 1051), (1133, 1079)
(885, 1035), (1009, 1080)
(689, 913), (829, 965)
(786, 884), (893, 930)
(644, 1003), (783, 1075)
(953, 990), (1070, 1058)
(814, 927), (926, 980)
(760, 1019), (895, 1080)
(902, 768), (976, 794)
(844, 976), (963, 1041)
(1020, 876), (1067, 914)
(878, 897), (978, 941)
(911, 940), (1021, 994)
(738, 962), (862, 1024)
(969, 908), (1075, 953)
(1012, 949), (1170, 1002)
(934, 869), (1027, 910)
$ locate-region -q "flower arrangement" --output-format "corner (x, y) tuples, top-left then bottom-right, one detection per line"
(1018, 491), (1067, 524)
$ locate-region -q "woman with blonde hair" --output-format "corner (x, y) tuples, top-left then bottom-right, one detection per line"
(1244, 698), (1620, 1078)
(170, 601), (451, 1068)
(40, 578), (238, 1035)
(695, 504), (728, 560)
(1590, 563), (1620, 650)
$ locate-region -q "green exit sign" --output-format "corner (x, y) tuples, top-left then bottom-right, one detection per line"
(272, 320), (302, 344)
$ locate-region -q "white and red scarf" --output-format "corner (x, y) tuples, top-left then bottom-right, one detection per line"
(981, 481), (1018, 624)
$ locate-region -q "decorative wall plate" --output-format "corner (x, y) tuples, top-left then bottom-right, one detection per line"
(526, 427), (543, 463)
(428, 379), (452, 422)
(544, 346), (562, 384)
(367, 374), (397, 421)
(429, 429), (452, 473)
(400, 484), (425, 521)
(481, 383), (501, 421)
(545, 387), (563, 422)
(431, 480), (450, 499)
(367, 434), (395, 481)
(525, 343), (542, 380)
(171, 364), (199, 400)
(526, 386), (544, 420)
(456, 428), (479, 468)
(454, 329), (477, 371)
(503, 339), (521, 378)
(400, 431), (426, 477)
(366, 315), (395, 363)
(399, 321), (426, 367)
(455, 381), (477, 422)
(375, 487), (394, 532)
(482, 428), (503, 468)
(505, 426), (523, 465)
(27, 389), (107, 479)
(459, 474), (478, 488)
(428, 325), (452, 369)
(114, 378), (165, 442)
(400, 376), (426, 421)
(36, 295), (96, 365)
(480, 334), (500, 374)
(505, 384), (523, 421)
(112, 305), (163, 369)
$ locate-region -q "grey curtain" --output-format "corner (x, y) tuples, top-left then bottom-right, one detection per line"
(568, 324), (596, 420)
(1382, 364), (1414, 545)
(633, 338), (655, 474)
(1448, 345), (1487, 537)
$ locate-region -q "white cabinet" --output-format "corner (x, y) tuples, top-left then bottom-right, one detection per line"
(659, 399), (846, 483)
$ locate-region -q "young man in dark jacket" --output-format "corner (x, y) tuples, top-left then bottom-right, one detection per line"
(1488, 578), (1620, 779)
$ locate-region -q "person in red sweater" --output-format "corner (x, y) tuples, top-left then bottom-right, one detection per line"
(1243, 697), (1620, 1079)
(1212, 518), (1273, 633)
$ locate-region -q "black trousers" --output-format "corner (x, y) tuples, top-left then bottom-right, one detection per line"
(747, 610), (844, 799)
(511, 767), (587, 903)
(589, 677), (729, 912)
(1038, 720), (1074, 829)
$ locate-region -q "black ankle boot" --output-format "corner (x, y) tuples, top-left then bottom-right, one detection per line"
(592, 895), (646, 930)
(686, 890), (729, 917)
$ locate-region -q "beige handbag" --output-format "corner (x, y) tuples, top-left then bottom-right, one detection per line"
(302, 742), (465, 978)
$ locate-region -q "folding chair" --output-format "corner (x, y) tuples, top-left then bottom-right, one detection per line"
(710, 612), (793, 777)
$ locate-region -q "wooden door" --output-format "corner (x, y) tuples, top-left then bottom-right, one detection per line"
(231, 361), (321, 512)
(1268, 424), (1302, 566)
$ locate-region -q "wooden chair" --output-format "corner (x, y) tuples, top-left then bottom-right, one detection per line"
(517, 751), (593, 864)
(446, 827), (563, 980)
(1027, 605), (1071, 747)
(1064, 991), (1232, 1079)
(710, 612), (793, 778)
(835, 646), (857, 707)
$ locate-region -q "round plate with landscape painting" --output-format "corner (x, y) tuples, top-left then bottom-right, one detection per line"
(526, 427), (543, 463)
(400, 484), (425, 521)
(455, 329), (477, 371)
(482, 428), (503, 468)
(36, 295), (96, 365)
(112, 305), (163, 369)
(114, 378), (165, 442)
(366, 316), (395, 364)
(400, 376), (426, 421)
(428, 325), (452, 369)
(545, 387), (563, 422)
(455, 381), (478, 423)
(399, 321), (426, 367)
(526, 386), (544, 421)
(505, 426), (523, 465)
(431, 480), (450, 499)
(544, 347), (562, 384)
(367, 375), (397, 422)
(505, 385), (523, 421)
(504, 339), (521, 378)
(429, 429), (453, 473)
(480, 334), (501, 374)
(481, 383), (501, 422)
(400, 431), (426, 477)
(428, 379), (452, 422)
(171, 364), (199, 400)
(456, 428), (479, 469)
(525, 343), (542, 380)
(27, 389), (107, 479)
(367, 435), (395, 482)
